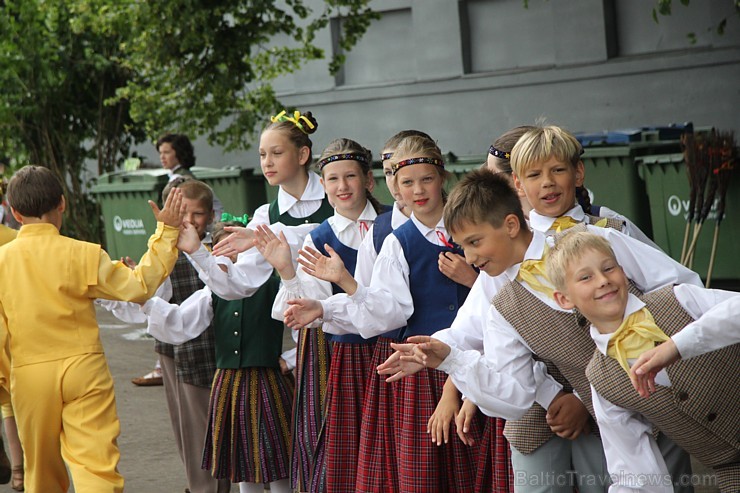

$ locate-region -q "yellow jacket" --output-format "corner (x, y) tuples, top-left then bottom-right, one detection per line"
(0, 222), (179, 367)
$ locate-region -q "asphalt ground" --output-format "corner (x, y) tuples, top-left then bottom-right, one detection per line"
(0, 306), (718, 492)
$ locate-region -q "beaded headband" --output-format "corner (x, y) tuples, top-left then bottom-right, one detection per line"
(270, 110), (315, 135)
(392, 157), (445, 175)
(488, 145), (510, 160)
(318, 153), (369, 170)
(380, 152), (393, 161)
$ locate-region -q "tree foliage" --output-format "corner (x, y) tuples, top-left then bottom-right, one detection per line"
(652, 0), (740, 43)
(0, 0), (377, 241)
(0, 0), (143, 241)
(77, 0), (378, 151)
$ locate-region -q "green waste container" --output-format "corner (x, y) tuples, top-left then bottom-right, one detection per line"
(90, 169), (170, 261)
(91, 167), (266, 260)
(190, 166), (266, 217)
(580, 142), (682, 238)
(637, 153), (740, 282)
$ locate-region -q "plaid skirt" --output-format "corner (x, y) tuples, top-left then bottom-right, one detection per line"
(356, 337), (402, 493)
(475, 416), (514, 493)
(202, 367), (294, 483)
(292, 326), (332, 493)
(398, 365), (483, 492)
(324, 341), (375, 493)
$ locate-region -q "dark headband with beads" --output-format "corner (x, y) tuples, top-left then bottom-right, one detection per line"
(391, 157), (444, 175)
(381, 152), (393, 161)
(318, 153), (369, 170)
(488, 145), (511, 160)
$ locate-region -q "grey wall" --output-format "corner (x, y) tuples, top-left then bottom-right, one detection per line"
(136, 0), (740, 168)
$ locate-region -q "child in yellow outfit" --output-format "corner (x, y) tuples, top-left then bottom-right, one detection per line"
(0, 166), (184, 493)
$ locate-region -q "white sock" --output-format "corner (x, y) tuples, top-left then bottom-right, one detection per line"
(268, 479), (291, 493)
(239, 482), (264, 493)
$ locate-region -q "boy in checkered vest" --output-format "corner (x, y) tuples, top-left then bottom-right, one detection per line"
(548, 231), (739, 493)
(382, 168), (700, 493)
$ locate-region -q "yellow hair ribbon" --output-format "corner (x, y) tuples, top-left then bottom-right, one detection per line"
(270, 109), (315, 134)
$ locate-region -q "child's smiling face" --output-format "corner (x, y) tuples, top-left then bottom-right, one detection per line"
(554, 247), (629, 332)
(451, 219), (520, 277)
(514, 157), (584, 218)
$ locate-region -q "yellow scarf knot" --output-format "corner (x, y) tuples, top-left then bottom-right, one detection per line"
(606, 307), (669, 374)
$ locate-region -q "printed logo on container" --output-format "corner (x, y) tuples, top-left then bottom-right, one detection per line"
(113, 215), (147, 235)
(667, 195), (720, 220)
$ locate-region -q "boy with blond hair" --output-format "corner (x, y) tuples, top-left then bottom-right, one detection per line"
(547, 231), (739, 493)
(0, 165), (184, 492)
(382, 166), (699, 492)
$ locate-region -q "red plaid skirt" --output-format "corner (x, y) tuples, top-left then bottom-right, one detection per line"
(356, 337), (402, 493)
(475, 416), (514, 493)
(398, 365), (483, 492)
(324, 341), (375, 493)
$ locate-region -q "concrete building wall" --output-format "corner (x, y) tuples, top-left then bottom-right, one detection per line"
(138, 0), (740, 168)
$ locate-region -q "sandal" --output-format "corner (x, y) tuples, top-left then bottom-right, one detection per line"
(11, 465), (23, 491)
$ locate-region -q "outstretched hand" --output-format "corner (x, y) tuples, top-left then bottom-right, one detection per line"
(438, 252), (478, 288)
(177, 221), (202, 254)
(150, 188), (185, 228)
(404, 335), (452, 369)
(630, 339), (680, 398)
(212, 226), (255, 258)
(284, 298), (323, 330)
(298, 245), (349, 285)
(377, 343), (426, 382)
(253, 225), (295, 278)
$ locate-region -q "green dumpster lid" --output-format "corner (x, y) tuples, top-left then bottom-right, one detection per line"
(90, 169), (170, 194)
(635, 153), (685, 166)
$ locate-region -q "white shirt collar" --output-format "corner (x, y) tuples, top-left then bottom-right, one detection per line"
(410, 213), (447, 238)
(277, 171), (325, 215)
(391, 202), (409, 230)
(503, 230), (548, 282)
(332, 201), (378, 234)
(529, 205), (586, 234)
(590, 293), (645, 355)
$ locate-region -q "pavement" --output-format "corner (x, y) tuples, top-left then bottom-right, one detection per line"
(0, 306), (719, 492)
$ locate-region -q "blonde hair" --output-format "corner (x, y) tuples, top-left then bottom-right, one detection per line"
(510, 125), (583, 176)
(489, 125), (536, 174)
(546, 231), (616, 292)
(390, 135), (450, 183)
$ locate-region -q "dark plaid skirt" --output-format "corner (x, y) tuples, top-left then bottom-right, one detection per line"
(324, 341), (375, 493)
(202, 367), (294, 483)
(356, 337), (403, 493)
(475, 416), (514, 493)
(292, 326), (332, 492)
(398, 364), (482, 492)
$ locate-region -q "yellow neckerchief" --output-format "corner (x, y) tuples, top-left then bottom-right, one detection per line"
(606, 307), (670, 374)
(550, 216), (579, 232)
(516, 245), (554, 299)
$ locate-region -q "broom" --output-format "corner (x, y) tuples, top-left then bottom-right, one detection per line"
(683, 131), (712, 267)
(680, 130), (696, 263)
(705, 132), (736, 288)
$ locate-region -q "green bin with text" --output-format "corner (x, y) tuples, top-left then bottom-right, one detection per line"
(637, 153), (740, 282)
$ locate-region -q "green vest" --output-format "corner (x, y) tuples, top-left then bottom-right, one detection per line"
(213, 194), (333, 369)
(211, 278), (284, 369)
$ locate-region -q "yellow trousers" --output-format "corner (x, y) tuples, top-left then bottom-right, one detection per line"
(11, 352), (124, 493)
